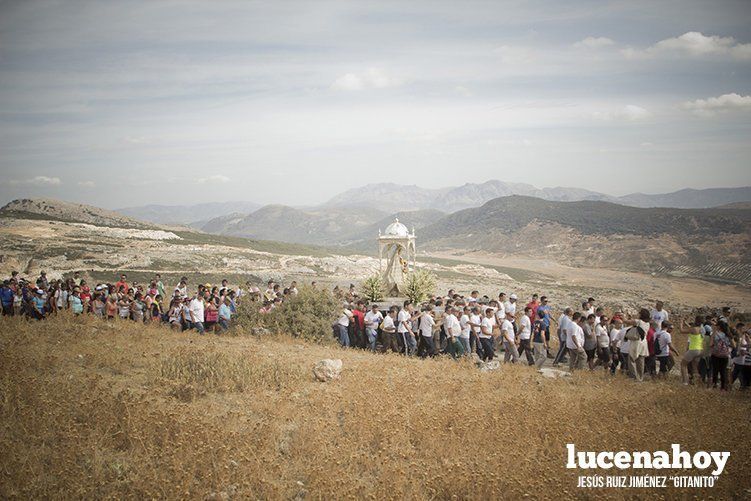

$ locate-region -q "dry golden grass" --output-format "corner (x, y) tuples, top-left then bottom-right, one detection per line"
(1, 313), (749, 499)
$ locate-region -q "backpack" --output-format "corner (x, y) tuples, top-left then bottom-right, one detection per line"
(653, 331), (662, 356)
(624, 325), (645, 342)
(712, 334), (730, 358)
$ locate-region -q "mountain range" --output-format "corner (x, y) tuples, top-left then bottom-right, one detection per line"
(116, 181), (751, 226)
(116, 201), (262, 226)
(324, 181), (751, 213)
(3, 195), (750, 285)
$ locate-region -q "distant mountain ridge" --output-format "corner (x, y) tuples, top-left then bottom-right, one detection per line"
(117, 201), (262, 225)
(113, 182), (751, 225)
(323, 180), (751, 213)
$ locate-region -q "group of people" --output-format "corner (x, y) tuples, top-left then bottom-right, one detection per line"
(335, 291), (751, 391)
(3, 270), (749, 391)
(0, 271), (239, 333)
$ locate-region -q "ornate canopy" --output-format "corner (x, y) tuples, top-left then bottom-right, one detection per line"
(378, 218), (416, 297)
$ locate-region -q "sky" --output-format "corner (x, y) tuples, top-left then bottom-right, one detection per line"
(0, 0), (750, 209)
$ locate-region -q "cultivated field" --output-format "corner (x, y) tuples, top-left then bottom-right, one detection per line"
(1, 314), (749, 499)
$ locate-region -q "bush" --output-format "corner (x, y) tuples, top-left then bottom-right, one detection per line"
(360, 274), (385, 302)
(403, 268), (437, 304)
(235, 285), (340, 342)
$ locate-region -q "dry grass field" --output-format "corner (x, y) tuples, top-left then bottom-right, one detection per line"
(1, 314), (750, 499)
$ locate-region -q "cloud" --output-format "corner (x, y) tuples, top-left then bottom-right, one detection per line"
(196, 174), (231, 184)
(682, 93), (751, 116)
(77, 181), (96, 188)
(331, 68), (400, 91)
(622, 32), (751, 60)
(592, 105), (650, 121)
(493, 45), (539, 64)
(7, 176), (62, 186)
(454, 85), (472, 97)
(573, 37), (615, 49)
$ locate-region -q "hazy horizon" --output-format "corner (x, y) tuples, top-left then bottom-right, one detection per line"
(2, 178), (751, 211)
(1, 1), (750, 209)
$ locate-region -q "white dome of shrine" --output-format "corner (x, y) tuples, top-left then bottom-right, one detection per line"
(383, 218), (409, 237)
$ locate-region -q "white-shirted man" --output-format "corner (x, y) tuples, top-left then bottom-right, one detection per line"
(566, 312), (586, 370)
(364, 304), (383, 351)
(501, 311), (519, 363)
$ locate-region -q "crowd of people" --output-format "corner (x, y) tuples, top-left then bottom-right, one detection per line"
(0, 271), (241, 333)
(2, 270), (749, 391)
(334, 290), (751, 391)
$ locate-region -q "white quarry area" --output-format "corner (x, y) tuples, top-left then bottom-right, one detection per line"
(69, 222), (182, 240)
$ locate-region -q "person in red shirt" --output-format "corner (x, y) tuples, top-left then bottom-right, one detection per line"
(351, 301), (366, 348)
(525, 294), (540, 323)
(114, 273), (130, 294)
(79, 281), (91, 303)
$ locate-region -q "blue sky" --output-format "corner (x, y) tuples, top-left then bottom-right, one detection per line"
(0, 0), (750, 208)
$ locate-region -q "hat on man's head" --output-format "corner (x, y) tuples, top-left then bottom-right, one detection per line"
(509, 293), (517, 300)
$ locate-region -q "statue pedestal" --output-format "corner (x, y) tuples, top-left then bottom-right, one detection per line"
(371, 297), (407, 311)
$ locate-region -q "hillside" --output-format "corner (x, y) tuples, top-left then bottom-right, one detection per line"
(421, 195), (751, 238)
(420, 196), (751, 284)
(2, 315), (749, 499)
(202, 204), (388, 245)
(116, 201), (262, 225)
(0, 199), (157, 229)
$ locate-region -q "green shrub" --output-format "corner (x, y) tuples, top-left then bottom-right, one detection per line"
(360, 274), (385, 302)
(403, 268), (437, 304)
(235, 285), (340, 342)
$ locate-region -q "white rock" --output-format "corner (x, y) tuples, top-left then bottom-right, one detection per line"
(479, 360), (501, 371)
(538, 368), (571, 379)
(313, 359), (342, 382)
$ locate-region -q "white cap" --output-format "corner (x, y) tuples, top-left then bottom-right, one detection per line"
(509, 293), (517, 300)
(36, 289), (44, 294)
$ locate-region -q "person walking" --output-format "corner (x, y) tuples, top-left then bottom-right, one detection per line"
(419, 307), (437, 357)
(478, 308), (496, 361)
(381, 307), (398, 353)
(364, 304), (383, 352)
(531, 312), (548, 369)
(553, 308), (573, 366)
(518, 307), (534, 365)
(655, 321), (679, 378)
(501, 311), (520, 364)
(710, 322), (734, 391)
(567, 312), (586, 371)
(335, 303), (353, 347)
(398, 301), (418, 356)
(625, 309), (651, 382)
(458, 306), (472, 355)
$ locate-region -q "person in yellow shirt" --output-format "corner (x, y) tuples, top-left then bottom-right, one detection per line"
(680, 318), (705, 385)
